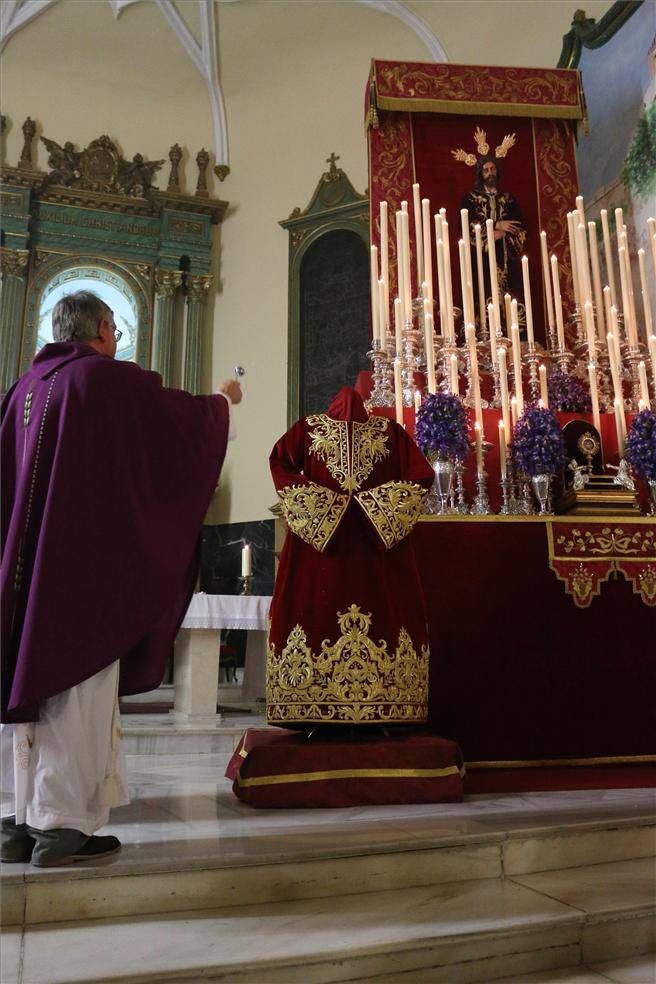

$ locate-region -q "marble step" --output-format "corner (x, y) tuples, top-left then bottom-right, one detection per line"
(2, 859), (654, 984)
(121, 713), (263, 755)
(3, 805), (654, 928)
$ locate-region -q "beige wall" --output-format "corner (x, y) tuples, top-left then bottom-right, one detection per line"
(1, 0), (612, 522)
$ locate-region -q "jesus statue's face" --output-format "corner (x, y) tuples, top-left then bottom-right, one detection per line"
(482, 161), (498, 189)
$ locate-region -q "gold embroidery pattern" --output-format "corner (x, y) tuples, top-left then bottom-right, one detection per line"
(307, 414), (389, 492)
(267, 604), (428, 725)
(554, 526), (656, 558)
(278, 483), (348, 552)
(356, 481), (428, 549)
(370, 114), (413, 303)
(534, 119), (577, 314)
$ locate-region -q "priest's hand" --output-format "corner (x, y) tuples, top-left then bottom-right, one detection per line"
(495, 220), (522, 237)
(219, 380), (243, 404)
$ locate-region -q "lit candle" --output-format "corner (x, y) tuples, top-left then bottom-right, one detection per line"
(377, 279), (387, 345)
(488, 301), (497, 366)
(638, 249), (653, 339)
(241, 543), (252, 577)
(638, 360), (651, 407)
(511, 394), (518, 428)
(380, 200), (388, 291)
(450, 353), (459, 395)
(474, 421), (483, 473)
(521, 255), (535, 348)
(600, 210), (617, 306)
(401, 210), (412, 324)
(465, 324), (483, 428)
(486, 218), (501, 333)
(588, 363), (601, 435)
(498, 418), (507, 479)
(614, 398), (626, 458)
(511, 323), (524, 415)
(540, 231), (555, 336)
(539, 364), (548, 407)
(394, 297), (403, 357)
(414, 388), (422, 414)
(394, 358), (404, 425)
(413, 184), (424, 290)
(566, 212), (581, 308)
(421, 198), (433, 307)
(474, 224), (487, 336)
(551, 254), (566, 350)
(504, 293), (513, 338)
(425, 311), (437, 395)
(588, 221), (605, 341)
(460, 207), (474, 325)
(370, 245), (380, 343)
(498, 346), (511, 438)
(618, 247), (638, 347)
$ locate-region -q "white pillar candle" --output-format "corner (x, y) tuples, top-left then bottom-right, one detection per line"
(576, 194), (584, 216)
(460, 207), (474, 324)
(588, 363), (601, 435)
(395, 210), (405, 324)
(414, 388), (422, 414)
(649, 334), (656, 395)
(567, 212), (581, 308)
(511, 298), (519, 336)
(588, 221), (606, 341)
(486, 218), (501, 333)
(488, 301), (497, 366)
(584, 300), (596, 363)
(615, 207), (624, 240)
(474, 224), (487, 336)
(442, 221), (455, 342)
(511, 394), (519, 428)
(413, 184), (423, 290)
(421, 198), (433, 306)
(498, 418), (507, 479)
(465, 325), (483, 428)
(458, 239), (471, 329)
(377, 279), (387, 345)
(435, 231), (447, 337)
(618, 246), (638, 347)
(607, 331), (624, 407)
(401, 210), (413, 323)
(540, 231), (555, 335)
(394, 358), (404, 425)
(638, 360), (651, 407)
(449, 353), (459, 396)
(614, 398), (626, 458)
(638, 249), (653, 339)
(498, 346), (511, 438)
(551, 254), (566, 350)
(521, 255), (535, 348)
(425, 312), (437, 395)
(539, 364), (548, 407)
(370, 245), (380, 343)
(639, 398), (647, 412)
(600, 209), (617, 307)
(511, 323), (524, 415)
(576, 221), (592, 305)
(241, 543), (252, 577)
(610, 304), (623, 365)
(622, 234), (639, 339)
(380, 200), (388, 287)
(474, 421), (483, 473)
(394, 297), (403, 357)
(504, 293), (513, 338)
(649, 219), (656, 278)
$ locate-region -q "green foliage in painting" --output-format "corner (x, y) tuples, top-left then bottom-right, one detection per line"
(623, 100), (656, 199)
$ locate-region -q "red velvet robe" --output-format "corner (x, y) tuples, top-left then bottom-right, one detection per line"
(268, 388), (434, 727)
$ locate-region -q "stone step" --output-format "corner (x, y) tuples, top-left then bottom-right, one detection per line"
(2, 859), (654, 983)
(3, 804), (654, 928)
(120, 713), (263, 755)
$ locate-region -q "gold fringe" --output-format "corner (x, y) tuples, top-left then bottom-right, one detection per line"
(376, 95), (583, 121)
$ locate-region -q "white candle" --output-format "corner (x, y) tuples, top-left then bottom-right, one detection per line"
(377, 279), (387, 345)
(413, 184), (423, 289)
(588, 221), (605, 342)
(638, 249), (653, 339)
(588, 363), (601, 435)
(567, 212), (581, 308)
(425, 312), (437, 395)
(486, 218), (501, 332)
(504, 293), (513, 338)
(551, 254), (566, 350)
(521, 255), (535, 348)
(511, 324), (524, 415)
(498, 346), (511, 438)
(539, 231), (555, 336)
(576, 221), (592, 306)
(488, 301), (497, 366)
(421, 198), (433, 306)
(619, 246), (638, 347)
(460, 207), (473, 325)
(649, 334), (656, 397)
(458, 239), (470, 330)
(450, 353), (459, 396)
(241, 543), (252, 577)
(380, 200), (388, 288)
(615, 207), (624, 240)
(394, 297), (403, 357)
(435, 232), (447, 337)
(576, 194), (584, 216)
(401, 210), (412, 323)
(622, 237), (639, 341)
(607, 331), (624, 407)
(639, 398), (647, 412)
(650, 220), (656, 278)
(395, 210), (405, 325)
(498, 418), (507, 479)
(584, 300), (596, 363)
(600, 210), (617, 306)
(370, 245), (380, 343)
(638, 361), (650, 407)
(511, 394), (518, 428)
(443, 221), (455, 342)
(394, 358), (404, 425)
(474, 421), (483, 473)
(614, 398), (626, 458)
(539, 364), (548, 407)
(466, 325), (483, 428)
(474, 224), (487, 336)
(610, 304), (623, 365)
(414, 388), (422, 414)
(511, 298), (519, 337)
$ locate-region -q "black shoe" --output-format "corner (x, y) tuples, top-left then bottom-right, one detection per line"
(31, 834), (121, 868)
(0, 816), (35, 863)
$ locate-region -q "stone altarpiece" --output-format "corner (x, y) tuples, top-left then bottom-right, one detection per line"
(0, 119), (227, 397)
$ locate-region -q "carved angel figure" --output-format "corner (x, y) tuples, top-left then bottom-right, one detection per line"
(40, 137), (81, 186)
(117, 154), (164, 198)
(568, 459), (590, 492)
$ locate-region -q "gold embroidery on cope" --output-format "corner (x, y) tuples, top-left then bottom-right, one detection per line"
(278, 482), (348, 551)
(267, 604), (428, 724)
(356, 481), (428, 549)
(307, 414), (389, 492)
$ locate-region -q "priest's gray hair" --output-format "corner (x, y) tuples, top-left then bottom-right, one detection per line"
(52, 291), (112, 343)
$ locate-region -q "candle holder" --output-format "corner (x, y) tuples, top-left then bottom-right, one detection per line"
(568, 304), (584, 348)
(239, 574), (253, 596)
(519, 478), (536, 515)
(438, 339), (460, 396)
(506, 458), (524, 515)
(499, 474), (513, 514)
(546, 322), (558, 356)
(463, 343), (490, 412)
(471, 440), (493, 515)
(622, 342), (647, 412)
(554, 344), (577, 376)
(523, 344), (541, 404)
(455, 458), (469, 514)
(402, 317), (422, 406)
(368, 336), (395, 407)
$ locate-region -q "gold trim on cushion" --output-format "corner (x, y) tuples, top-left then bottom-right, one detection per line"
(267, 603), (428, 725)
(307, 414), (389, 492)
(278, 483), (348, 552)
(236, 765), (462, 788)
(356, 481), (428, 549)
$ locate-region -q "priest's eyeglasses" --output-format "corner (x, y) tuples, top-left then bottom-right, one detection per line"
(113, 328), (123, 342)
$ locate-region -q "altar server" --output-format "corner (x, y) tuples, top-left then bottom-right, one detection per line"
(1, 291), (240, 866)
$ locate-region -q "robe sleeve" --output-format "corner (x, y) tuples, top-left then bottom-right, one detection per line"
(355, 423), (433, 550)
(270, 420), (348, 553)
(502, 195), (526, 256)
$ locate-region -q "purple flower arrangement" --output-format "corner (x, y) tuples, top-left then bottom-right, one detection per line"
(547, 369), (592, 413)
(626, 410), (656, 481)
(415, 393), (470, 461)
(511, 405), (567, 477)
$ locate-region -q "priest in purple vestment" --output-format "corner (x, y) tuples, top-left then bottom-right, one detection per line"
(0, 290), (240, 866)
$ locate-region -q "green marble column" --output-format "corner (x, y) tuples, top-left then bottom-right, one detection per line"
(0, 248), (29, 396)
(152, 269), (182, 386)
(184, 274), (212, 394)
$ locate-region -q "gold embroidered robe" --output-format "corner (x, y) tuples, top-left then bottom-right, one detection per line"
(267, 388), (434, 727)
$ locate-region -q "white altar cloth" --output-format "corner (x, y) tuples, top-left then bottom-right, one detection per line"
(181, 593), (271, 631)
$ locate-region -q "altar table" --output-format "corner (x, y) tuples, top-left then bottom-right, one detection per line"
(414, 516), (655, 768)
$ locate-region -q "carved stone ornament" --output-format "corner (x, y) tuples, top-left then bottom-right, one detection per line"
(195, 148), (210, 198)
(0, 247), (30, 277)
(19, 117), (36, 168)
(187, 274), (213, 302)
(40, 134), (164, 198)
(213, 164), (230, 182)
(167, 144), (183, 193)
(154, 269), (183, 298)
